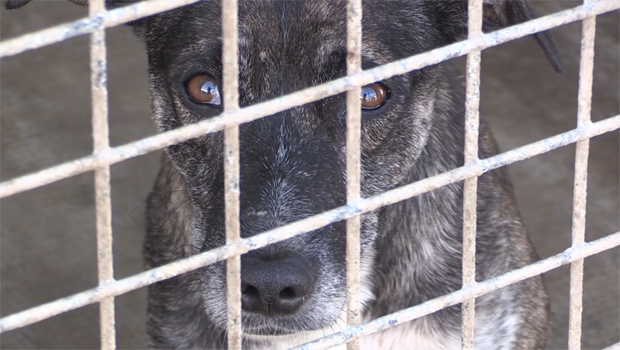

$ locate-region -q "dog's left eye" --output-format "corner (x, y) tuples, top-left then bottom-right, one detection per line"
(186, 74), (222, 106)
(360, 83), (389, 110)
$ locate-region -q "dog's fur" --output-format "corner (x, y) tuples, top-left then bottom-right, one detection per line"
(7, 0), (563, 348)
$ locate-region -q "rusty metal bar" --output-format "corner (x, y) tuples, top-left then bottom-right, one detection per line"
(293, 230), (620, 350)
(345, 0), (362, 349)
(2, 0), (619, 200)
(88, 0), (115, 348)
(0, 0), (201, 59)
(568, 1), (597, 348)
(1, 114), (618, 334)
(221, 0), (242, 348)
(461, 0), (483, 348)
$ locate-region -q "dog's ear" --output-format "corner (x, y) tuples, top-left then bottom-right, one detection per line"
(437, 0), (563, 73)
(5, 0), (136, 10)
(5, 0), (30, 9)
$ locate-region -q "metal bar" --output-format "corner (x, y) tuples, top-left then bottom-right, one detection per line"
(221, 0), (241, 348)
(0, 0), (201, 59)
(1, 0), (615, 61)
(293, 231), (620, 350)
(345, 0), (362, 349)
(2, 0), (620, 199)
(568, 1), (597, 348)
(603, 342), (620, 350)
(461, 0), (483, 348)
(1, 114), (618, 334)
(88, 0), (115, 348)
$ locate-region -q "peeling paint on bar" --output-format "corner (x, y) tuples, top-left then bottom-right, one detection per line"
(293, 231), (620, 350)
(1, 1), (619, 199)
(0, 114), (618, 333)
(461, 0), (483, 348)
(345, 1), (363, 349)
(568, 0), (596, 347)
(221, 0), (242, 348)
(88, 0), (115, 348)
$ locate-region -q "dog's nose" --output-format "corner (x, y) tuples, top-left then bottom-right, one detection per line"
(240, 255), (315, 315)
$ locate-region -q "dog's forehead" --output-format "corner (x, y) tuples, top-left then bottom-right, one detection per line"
(151, 0), (434, 69)
(238, 1), (346, 61)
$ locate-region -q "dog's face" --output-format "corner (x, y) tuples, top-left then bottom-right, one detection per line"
(142, 0), (445, 337)
(116, 0), (562, 338)
(6, 0), (561, 341)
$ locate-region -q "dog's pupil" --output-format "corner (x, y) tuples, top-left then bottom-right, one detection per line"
(200, 81), (216, 100)
(187, 74), (221, 105)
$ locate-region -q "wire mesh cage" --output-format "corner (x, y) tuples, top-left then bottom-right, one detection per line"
(0, 0), (619, 349)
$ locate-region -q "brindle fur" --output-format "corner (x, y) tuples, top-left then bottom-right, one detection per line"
(7, 0), (563, 348)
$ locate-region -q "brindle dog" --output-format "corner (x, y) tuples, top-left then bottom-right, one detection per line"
(7, 0), (563, 348)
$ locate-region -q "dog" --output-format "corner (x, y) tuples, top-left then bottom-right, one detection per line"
(7, 0), (563, 348)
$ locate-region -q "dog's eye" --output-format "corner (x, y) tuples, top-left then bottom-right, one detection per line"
(186, 74), (222, 105)
(360, 83), (389, 110)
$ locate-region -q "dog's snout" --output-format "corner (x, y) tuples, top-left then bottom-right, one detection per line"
(241, 255), (315, 316)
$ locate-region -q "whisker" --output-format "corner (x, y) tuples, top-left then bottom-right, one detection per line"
(121, 199), (147, 221)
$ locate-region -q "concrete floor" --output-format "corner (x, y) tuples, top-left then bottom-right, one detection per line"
(0, 1), (618, 349)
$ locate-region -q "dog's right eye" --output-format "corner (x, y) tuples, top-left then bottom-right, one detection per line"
(186, 74), (222, 106)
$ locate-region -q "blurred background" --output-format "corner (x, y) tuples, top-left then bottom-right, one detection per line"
(1, 1), (618, 349)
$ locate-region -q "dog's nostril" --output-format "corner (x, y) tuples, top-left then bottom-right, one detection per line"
(279, 287), (297, 300)
(243, 285), (261, 300)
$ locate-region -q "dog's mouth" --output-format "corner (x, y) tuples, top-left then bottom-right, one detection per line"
(240, 310), (345, 338)
(243, 324), (298, 336)
(241, 319), (347, 347)
(241, 313), (329, 336)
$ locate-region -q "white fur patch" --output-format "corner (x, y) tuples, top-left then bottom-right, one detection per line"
(360, 322), (459, 350)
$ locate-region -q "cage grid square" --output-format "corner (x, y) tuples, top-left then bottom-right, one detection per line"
(0, 0), (619, 349)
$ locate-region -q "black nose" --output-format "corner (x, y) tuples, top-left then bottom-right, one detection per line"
(241, 255), (315, 315)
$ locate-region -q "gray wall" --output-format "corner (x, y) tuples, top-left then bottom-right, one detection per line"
(1, 1), (618, 349)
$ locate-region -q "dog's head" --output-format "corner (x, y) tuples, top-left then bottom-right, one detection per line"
(7, 0), (561, 341)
